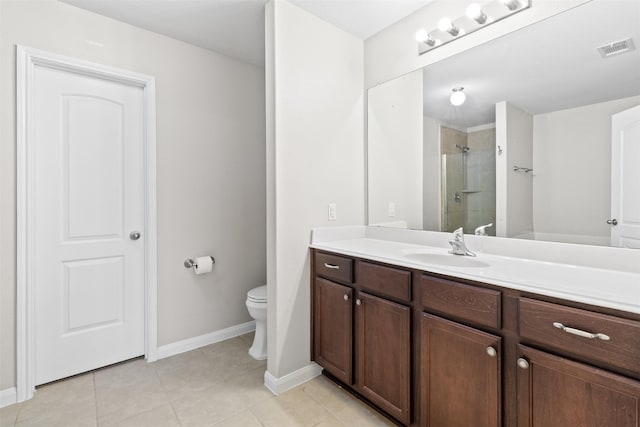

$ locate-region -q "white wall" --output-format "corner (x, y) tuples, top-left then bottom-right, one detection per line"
(0, 0), (265, 392)
(533, 96), (640, 243)
(364, 0), (590, 88)
(423, 116), (442, 230)
(266, 0), (364, 379)
(368, 69), (423, 229)
(496, 101), (533, 237)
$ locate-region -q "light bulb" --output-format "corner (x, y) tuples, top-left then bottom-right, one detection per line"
(500, 0), (521, 11)
(438, 17), (452, 32)
(450, 88), (466, 106)
(415, 29), (429, 43)
(438, 17), (460, 37)
(415, 29), (437, 46)
(466, 3), (488, 24)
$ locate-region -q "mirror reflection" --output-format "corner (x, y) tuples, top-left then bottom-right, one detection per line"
(367, 0), (640, 247)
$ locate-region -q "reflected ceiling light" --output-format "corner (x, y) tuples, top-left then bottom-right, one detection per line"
(438, 17), (460, 37)
(415, 29), (438, 47)
(450, 87), (466, 106)
(416, 0), (531, 56)
(466, 3), (488, 24)
(500, 0), (522, 11)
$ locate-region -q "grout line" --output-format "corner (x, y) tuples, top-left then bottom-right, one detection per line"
(92, 373), (99, 427)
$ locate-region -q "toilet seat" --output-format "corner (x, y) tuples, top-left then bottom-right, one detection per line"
(247, 285), (267, 303)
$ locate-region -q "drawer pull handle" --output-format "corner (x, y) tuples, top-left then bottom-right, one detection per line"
(552, 322), (610, 341)
(356, 299), (362, 306)
(324, 263), (340, 270)
(343, 294), (349, 301)
(486, 346), (497, 357)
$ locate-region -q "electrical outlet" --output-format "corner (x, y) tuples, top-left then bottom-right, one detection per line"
(328, 203), (337, 221)
(388, 202), (396, 217)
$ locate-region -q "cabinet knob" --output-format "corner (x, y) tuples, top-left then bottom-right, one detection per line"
(486, 346), (497, 357)
(356, 299), (362, 306)
(343, 294), (349, 301)
(517, 358), (530, 370)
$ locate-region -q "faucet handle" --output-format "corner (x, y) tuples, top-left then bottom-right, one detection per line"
(475, 223), (493, 236)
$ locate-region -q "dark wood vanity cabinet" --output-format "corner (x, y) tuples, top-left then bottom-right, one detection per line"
(357, 291), (411, 425)
(516, 345), (640, 427)
(312, 251), (413, 425)
(313, 277), (353, 385)
(421, 313), (501, 427)
(516, 298), (640, 427)
(311, 248), (640, 427)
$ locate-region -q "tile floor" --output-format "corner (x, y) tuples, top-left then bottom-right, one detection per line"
(0, 333), (395, 427)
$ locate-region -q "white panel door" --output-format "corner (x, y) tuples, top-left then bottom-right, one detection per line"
(611, 105), (640, 249)
(33, 65), (145, 385)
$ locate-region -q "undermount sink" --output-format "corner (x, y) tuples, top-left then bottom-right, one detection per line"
(403, 253), (490, 268)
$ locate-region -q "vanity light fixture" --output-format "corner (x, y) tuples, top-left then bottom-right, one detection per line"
(416, 0), (531, 55)
(450, 87), (466, 106)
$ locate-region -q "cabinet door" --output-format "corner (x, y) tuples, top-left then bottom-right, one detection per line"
(517, 345), (640, 427)
(421, 313), (501, 427)
(313, 277), (353, 384)
(356, 292), (411, 425)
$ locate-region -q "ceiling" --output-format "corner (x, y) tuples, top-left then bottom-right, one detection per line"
(60, 0), (434, 66)
(423, 0), (640, 129)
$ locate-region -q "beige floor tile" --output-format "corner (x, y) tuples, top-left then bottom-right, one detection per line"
(0, 403), (20, 427)
(15, 403), (96, 427)
(250, 386), (343, 427)
(171, 385), (255, 427)
(157, 366), (224, 401)
(107, 404), (179, 427)
(238, 331), (255, 347)
(94, 358), (157, 393)
(302, 376), (396, 426)
(201, 338), (266, 378)
(96, 376), (169, 426)
(151, 349), (212, 377)
(17, 374), (95, 423)
(211, 409), (263, 427)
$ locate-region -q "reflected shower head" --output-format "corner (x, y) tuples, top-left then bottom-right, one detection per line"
(456, 144), (470, 153)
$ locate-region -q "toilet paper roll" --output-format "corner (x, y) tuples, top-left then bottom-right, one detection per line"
(194, 256), (214, 275)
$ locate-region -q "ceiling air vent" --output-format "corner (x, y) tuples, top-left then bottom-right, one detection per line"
(597, 38), (635, 58)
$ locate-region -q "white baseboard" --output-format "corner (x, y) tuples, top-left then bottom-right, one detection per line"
(156, 321), (255, 360)
(264, 362), (322, 395)
(0, 387), (17, 408)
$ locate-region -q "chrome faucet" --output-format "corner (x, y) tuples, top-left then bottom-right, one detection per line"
(474, 223), (493, 236)
(449, 227), (476, 256)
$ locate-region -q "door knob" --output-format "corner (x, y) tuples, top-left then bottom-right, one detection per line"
(606, 219), (618, 226)
(486, 346), (497, 357)
(129, 231), (141, 240)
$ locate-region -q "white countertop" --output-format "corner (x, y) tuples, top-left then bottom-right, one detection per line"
(310, 227), (640, 315)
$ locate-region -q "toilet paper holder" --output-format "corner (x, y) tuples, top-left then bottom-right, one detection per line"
(184, 256), (215, 269)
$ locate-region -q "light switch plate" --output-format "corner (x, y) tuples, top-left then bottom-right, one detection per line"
(328, 203), (337, 221)
(388, 202), (396, 217)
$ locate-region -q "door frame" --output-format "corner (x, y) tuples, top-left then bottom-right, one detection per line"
(16, 45), (158, 402)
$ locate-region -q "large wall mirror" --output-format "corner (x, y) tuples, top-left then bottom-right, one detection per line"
(368, 0), (640, 248)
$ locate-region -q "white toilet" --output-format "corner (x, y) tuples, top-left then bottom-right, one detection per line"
(246, 285), (267, 360)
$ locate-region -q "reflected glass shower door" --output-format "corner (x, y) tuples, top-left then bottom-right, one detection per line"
(442, 152), (465, 232)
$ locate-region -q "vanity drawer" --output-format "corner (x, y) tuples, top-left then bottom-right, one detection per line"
(519, 298), (640, 375)
(421, 276), (501, 329)
(315, 252), (354, 284)
(358, 262), (411, 302)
